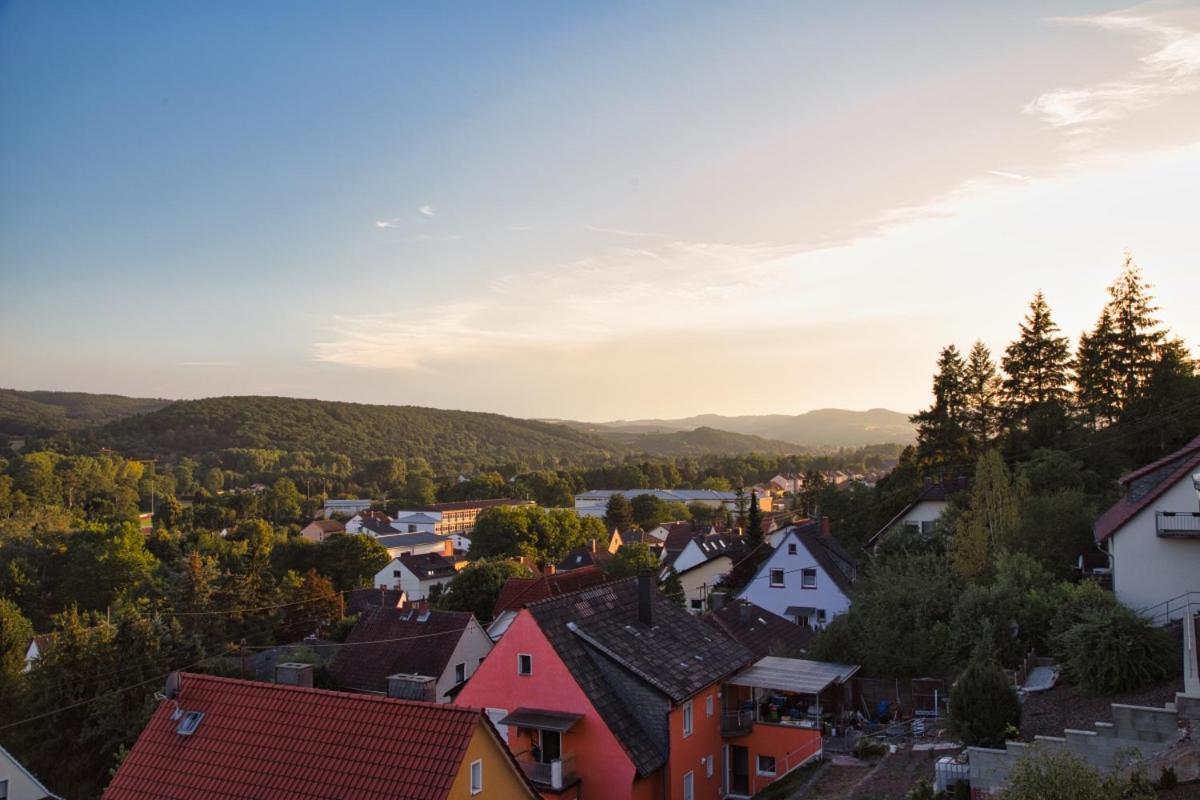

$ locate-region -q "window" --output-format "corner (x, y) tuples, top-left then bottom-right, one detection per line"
(769, 568), (785, 587)
(816, 609), (827, 625)
(0, 779), (8, 800)
(757, 755), (777, 776)
(682, 701), (693, 737)
(705, 694), (714, 717)
(518, 653), (533, 676)
(706, 754), (714, 778)
(455, 662), (466, 683)
(470, 759), (483, 794)
(690, 598), (704, 611)
(682, 770), (694, 800)
(393, 569), (402, 578)
(787, 543), (797, 554)
(408, 524), (417, 532)
(920, 520), (935, 535)
(801, 568), (817, 589)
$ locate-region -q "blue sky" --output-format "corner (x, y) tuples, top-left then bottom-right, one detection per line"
(2, 1), (1199, 419)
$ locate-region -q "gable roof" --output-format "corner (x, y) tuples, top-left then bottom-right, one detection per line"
(670, 533), (743, 573)
(702, 600), (815, 660)
(377, 531), (449, 550)
(1095, 434), (1200, 543)
(526, 577), (754, 776)
(343, 587), (406, 617)
(104, 672), (523, 800)
(866, 478), (969, 547)
(331, 606), (474, 692)
(395, 552), (457, 580)
(555, 543), (613, 572)
(751, 522), (856, 596)
(359, 515), (398, 535)
(394, 512), (441, 524)
(303, 519), (345, 533)
(0, 744), (60, 800)
(491, 566), (611, 619)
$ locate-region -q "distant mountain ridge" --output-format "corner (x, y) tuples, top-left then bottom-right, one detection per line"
(568, 408), (916, 447)
(0, 388), (172, 437)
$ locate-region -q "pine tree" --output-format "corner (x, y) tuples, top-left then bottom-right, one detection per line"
(1073, 308), (1120, 428)
(1001, 291), (1072, 427)
(912, 344), (971, 465)
(1104, 254), (1163, 408)
(746, 491), (763, 549)
(962, 341), (1001, 451)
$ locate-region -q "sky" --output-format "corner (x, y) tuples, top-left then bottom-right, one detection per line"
(2, 1), (1199, 421)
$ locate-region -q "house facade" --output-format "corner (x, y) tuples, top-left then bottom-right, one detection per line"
(376, 531), (455, 559)
(865, 477), (968, 550)
(674, 554), (734, 615)
(300, 518), (344, 543)
(374, 552), (458, 600)
(1095, 434), (1200, 617)
(738, 524), (855, 628)
(105, 672), (537, 799)
(0, 745), (60, 800)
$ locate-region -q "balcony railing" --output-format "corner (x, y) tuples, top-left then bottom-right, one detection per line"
(1156, 511), (1200, 538)
(721, 710), (754, 736)
(517, 752), (577, 790)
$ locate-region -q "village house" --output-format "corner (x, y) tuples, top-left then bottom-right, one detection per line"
(455, 576), (826, 799)
(1, 744), (60, 800)
(374, 552), (458, 601)
(299, 517), (344, 543)
(738, 521), (855, 629)
(864, 476), (969, 551)
(555, 539), (615, 572)
(667, 535), (741, 614)
(393, 499), (535, 537)
(343, 586), (407, 616)
(702, 599), (815, 660)
(331, 605), (493, 702)
(1095, 433), (1200, 617)
(105, 671), (538, 799)
(375, 530), (455, 559)
(769, 473), (804, 495)
(487, 565), (611, 640)
(22, 634), (50, 673)
(393, 511), (440, 533)
(345, 509), (394, 535)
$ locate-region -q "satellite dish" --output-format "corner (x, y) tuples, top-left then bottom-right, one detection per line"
(164, 671), (182, 700)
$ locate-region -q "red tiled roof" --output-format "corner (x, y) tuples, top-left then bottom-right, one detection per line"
(491, 565), (611, 618)
(331, 606), (474, 693)
(104, 673), (483, 800)
(1095, 434), (1200, 543)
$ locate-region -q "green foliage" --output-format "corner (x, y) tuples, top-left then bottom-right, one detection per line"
(996, 748), (1155, 800)
(949, 451), (1021, 580)
(1055, 602), (1175, 694)
(659, 564), (685, 606)
(0, 597), (33, 700)
(607, 542), (660, 579)
(603, 493), (634, 532)
(436, 558), (534, 621)
(949, 651), (1020, 747)
(470, 506), (592, 563)
(912, 344), (972, 466)
(1001, 291), (1073, 428)
(312, 533), (390, 591)
(853, 736), (888, 759)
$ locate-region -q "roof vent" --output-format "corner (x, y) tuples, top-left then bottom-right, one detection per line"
(176, 710), (204, 736)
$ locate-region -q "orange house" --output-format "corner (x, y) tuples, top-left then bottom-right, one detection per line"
(456, 576), (825, 799)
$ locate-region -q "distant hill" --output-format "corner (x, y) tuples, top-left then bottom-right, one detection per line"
(590, 425), (800, 457)
(579, 408), (916, 448)
(0, 388), (172, 437)
(87, 396), (625, 470)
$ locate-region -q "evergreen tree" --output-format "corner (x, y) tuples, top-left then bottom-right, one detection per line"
(1001, 292), (1072, 427)
(1073, 308), (1120, 428)
(746, 491), (763, 549)
(912, 344), (970, 464)
(949, 643), (1020, 747)
(963, 340), (1001, 450)
(1104, 255), (1163, 407)
(949, 451), (1021, 580)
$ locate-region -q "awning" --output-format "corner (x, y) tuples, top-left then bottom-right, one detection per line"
(498, 708), (584, 732)
(727, 656), (860, 696)
(784, 606), (816, 617)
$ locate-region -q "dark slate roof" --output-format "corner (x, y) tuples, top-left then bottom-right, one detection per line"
(527, 578), (754, 776)
(1095, 434), (1200, 542)
(555, 544), (613, 572)
(703, 600), (815, 660)
(330, 606), (474, 692)
(105, 673), (534, 800)
(376, 531), (449, 549)
(491, 566), (611, 618)
(396, 552), (457, 580)
(344, 587), (406, 617)
(360, 515), (398, 535)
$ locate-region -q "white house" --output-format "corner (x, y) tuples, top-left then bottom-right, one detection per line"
(391, 512), (440, 534)
(448, 532), (472, 554)
(1095, 434), (1200, 618)
(0, 744), (61, 799)
(738, 522), (855, 628)
(864, 477), (968, 550)
(375, 531), (454, 559)
(22, 635), (50, 673)
(374, 553), (458, 601)
(671, 550), (735, 614)
(669, 534), (737, 574)
(345, 510), (393, 535)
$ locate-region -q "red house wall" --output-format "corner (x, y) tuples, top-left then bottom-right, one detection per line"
(666, 687), (724, 800)
(727, 723), (823, 796)
(455, 609), (647, 799)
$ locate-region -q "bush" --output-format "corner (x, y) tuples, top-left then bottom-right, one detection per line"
(949, 653), (1020, 747)
(853, 736), (888, 759)
(1055, 603), (1174, 694)
(996, 748), (1154, 800)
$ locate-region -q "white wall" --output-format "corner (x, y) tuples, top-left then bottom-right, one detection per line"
(374, 558), (453, 601)
(435, 618), (493, 703)
(0, 746), (55, 800)
(1110, 475), (1200, 615)
(738, 531), (851, 626)
(676, 557), (732, 614)
(899, 499), (948, 529)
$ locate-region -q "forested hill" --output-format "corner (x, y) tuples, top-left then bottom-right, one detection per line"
(85, 396), (625, 469)
(591, 425), (800, 456)
(0, 388), (171, 437)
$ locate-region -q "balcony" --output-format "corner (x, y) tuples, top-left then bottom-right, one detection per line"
(517, 752), (577, 791)
(1156, 511), (1200, 538)
(721, 710), (754, 737)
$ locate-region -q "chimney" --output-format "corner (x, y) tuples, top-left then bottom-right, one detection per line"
(545, 564), (556, 576)
(275, 662), (314, 688)
(738, 601), (751, 625)
(387, 673), (437, 702)
(710, 591), (727, 611)
(637, 572), (655, 628)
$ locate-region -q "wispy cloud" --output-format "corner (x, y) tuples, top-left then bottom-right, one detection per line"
(987, 170), (1032, 182)
(374, 219), (403, 229)
(1026, 5), (1200, 133)
(419, 205), (436, 218)
(313, 239), (794, 370)
(583, 223), (669, 239)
